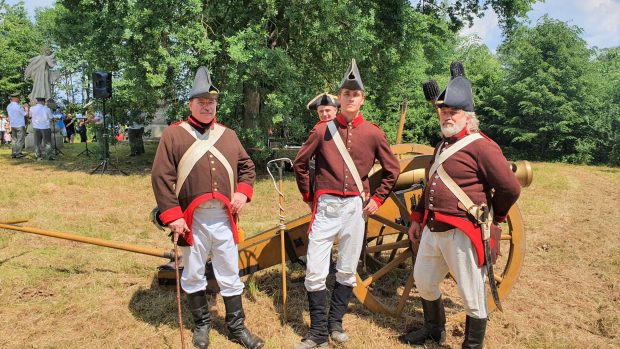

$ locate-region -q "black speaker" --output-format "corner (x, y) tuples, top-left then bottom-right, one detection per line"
(92, 72), (112, 99)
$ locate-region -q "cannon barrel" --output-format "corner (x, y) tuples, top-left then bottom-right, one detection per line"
(393, 160), (533, 191)
(0, 223), (174, 260)
(511, 160), (533, 187)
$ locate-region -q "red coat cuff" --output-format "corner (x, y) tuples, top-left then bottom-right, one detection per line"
(236, 182), (254, 202)
(160, 206), (184, 225)
(371, 195), (384, 206)
(301, 192), (314, 202)
(410, 211), (423, 223)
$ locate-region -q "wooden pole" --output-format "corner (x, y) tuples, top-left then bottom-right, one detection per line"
(278, 163), (288, 323)
(0, 223), (173, 259)
(395, 101), (408, 145)
(174, 241), (187, 349)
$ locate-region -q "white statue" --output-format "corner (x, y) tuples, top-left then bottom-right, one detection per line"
(24, 48), (56, 102)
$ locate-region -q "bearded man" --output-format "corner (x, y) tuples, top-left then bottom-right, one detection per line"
(400, 73), (521, 348)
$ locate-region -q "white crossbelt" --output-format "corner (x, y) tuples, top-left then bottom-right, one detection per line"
(429, 133), (485, 219)
(327, 120), (364, 198)
(176, 122), (233, 198)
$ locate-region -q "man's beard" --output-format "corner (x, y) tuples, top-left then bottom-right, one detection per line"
(441, 119), (467, 138)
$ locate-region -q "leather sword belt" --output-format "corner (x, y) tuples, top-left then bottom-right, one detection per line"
(427, 211), (455, 232)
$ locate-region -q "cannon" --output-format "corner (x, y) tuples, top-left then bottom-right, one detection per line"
(0, 143), (531, 319)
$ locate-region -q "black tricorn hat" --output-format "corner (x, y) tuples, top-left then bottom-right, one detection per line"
(339, 59), (364, 91)
(189, 66), (219, 99)
(435, 76), (475, 112)
(307, 92), (340, 110)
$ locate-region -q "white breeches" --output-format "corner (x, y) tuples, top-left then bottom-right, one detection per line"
(305, 195), (365, 292)
(180, 201), (244, 297)
(413, 226), (488, 319)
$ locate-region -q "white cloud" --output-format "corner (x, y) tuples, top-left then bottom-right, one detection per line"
(460, 0), (620, 51)
(527, 0), (620, 49)
(459, 8), (503, 52)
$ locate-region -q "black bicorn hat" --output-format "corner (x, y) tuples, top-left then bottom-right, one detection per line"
(338, 59), (364, 91)
(306, 92), (340, 110)
(435, 76), (475, 112)
(189, 66), (219, 99)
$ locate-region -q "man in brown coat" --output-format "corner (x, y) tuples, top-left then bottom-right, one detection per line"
(151, 66), (263, 349)
(400, 70), (521, 348)
(293, 59), (400, 349)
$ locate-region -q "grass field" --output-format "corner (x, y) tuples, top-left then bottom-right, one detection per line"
(0, 141), (618, 348)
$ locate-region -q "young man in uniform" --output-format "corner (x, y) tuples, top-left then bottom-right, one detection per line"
(151, 66), (264, 349)
(293, 59), (400, 348)
(6, 93), (28, 158)
(400, 71), (521, 348)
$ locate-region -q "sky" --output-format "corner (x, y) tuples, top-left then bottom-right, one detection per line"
(9, 0), (620, 52)
(460, 0), (620, 51)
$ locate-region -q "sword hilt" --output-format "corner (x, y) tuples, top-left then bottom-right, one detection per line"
(479, 204), (491, 240)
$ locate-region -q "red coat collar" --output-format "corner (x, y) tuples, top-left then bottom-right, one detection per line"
(188, 115), (217, 134)
(444, 126), (469, 143)
(335, 113), (364, 127)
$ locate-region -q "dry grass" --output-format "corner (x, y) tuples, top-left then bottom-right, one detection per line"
(0, 143), (619, 348)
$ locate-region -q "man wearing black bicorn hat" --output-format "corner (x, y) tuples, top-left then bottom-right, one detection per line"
(151, 66), (264, 349)
(293, 59), (400, 348)
(6, 93), (28, 158)
(30, 97), (54, 160)
(400, 63), (521, 348)
(307, 92), (339, 122)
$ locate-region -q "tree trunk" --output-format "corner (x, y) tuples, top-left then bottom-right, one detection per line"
(243, 85), (261, 129)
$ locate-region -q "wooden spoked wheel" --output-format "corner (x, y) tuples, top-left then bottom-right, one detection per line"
(352, 152), (526, 317)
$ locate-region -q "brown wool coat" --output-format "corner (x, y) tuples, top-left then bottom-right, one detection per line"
(151, 120), (255, 245)
(293, 113), (400, 206)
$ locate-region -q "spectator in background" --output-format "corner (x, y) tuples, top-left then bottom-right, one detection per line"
(6, 93), (28, 158)
(64, 113), (75, 143)
(53, 108), (66, 139)
(77, 118), (87, 143)
(0, 113), (7, 146)
(4, 128), (11, 145)
(30, 97), (54, 160)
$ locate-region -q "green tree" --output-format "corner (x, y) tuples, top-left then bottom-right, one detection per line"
(493, 17), (602, 163)
(0, 0), (44, 103)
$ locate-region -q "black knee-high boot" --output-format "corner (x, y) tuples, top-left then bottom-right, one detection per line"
(294, 290), (328, 349)
(327, 282), (353, 343)
(223, 295), (264, 349)
(462, 315), (487, 349)
(399, 296), (446, 345)
(186, 290), (211, 349)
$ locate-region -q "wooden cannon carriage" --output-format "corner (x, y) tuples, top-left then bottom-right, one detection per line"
(0, 143), (532, 318)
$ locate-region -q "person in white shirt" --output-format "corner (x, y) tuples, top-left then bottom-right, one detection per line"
(6, 93), (29, 158)
(30, 98), (54, 160)
(0, 114), (8, 146)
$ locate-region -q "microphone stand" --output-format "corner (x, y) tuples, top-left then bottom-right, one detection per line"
(90, 99), (128, 175)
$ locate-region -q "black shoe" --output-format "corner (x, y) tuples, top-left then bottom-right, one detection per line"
(327, 282), (353, 343)
(462, 316), (487, 349)
(399, 297), (446, 345)
(15, 153), (25, 158)
(187, 290), (212, 349)
(223, 295), (264, 349)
